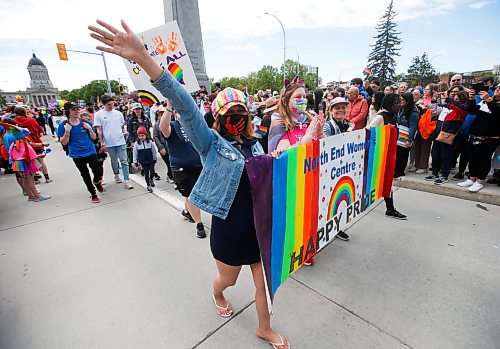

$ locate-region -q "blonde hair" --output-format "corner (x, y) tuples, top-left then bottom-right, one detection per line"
(277, 83), (313, 131)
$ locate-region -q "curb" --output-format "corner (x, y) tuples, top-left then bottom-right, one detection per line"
(129, 173), (184, 211)
(393, 177), (500, 206)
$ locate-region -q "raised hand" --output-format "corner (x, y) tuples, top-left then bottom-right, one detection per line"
(89, 19), (163, 81)
(89, 19), (147, 64)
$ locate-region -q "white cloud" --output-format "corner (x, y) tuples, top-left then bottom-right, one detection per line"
(199, 0), (468, 41)
(222, 43), (261, 52)
(469, 0), (496, 9)
(0, 0), (472, 91)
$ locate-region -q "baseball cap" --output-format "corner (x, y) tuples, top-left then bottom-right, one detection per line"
(133, 102), (143, 109)
(64, 101), (78, 110)
(211, 87), (249, 118)
(331, 97), (348, 107)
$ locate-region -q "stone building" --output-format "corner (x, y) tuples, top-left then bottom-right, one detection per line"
(0, 53), (60, 107)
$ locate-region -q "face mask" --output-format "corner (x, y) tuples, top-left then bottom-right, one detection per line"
(291, 98), (307, 115)
(219, 114), (247, 136)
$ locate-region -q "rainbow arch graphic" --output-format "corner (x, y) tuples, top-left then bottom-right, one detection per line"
(168, 63), (185, 85)
(138, 90), (160, 108)
(327, 176), (355, 220)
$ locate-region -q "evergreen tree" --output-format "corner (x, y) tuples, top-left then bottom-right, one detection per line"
(406, 53), (439, 86)
(367, 0), (402, 85)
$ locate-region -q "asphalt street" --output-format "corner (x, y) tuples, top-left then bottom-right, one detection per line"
(1, 136), (499, 349)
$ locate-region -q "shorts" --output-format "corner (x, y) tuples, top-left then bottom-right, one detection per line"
(35, 148), (45, 157)
(172, 166), (202, 197)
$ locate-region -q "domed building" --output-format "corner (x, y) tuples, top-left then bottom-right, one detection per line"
(0, 53), (60, 107)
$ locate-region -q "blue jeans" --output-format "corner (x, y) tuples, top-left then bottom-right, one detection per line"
(107, 144), (129, 181)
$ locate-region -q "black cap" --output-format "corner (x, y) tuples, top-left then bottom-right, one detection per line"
(64, 101), (78, 110)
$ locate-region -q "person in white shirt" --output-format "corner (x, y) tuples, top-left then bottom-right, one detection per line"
(93, 96), (134, 189)
(149, 102), (160, 126)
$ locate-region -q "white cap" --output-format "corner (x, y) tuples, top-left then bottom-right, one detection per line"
(133, 102), (143, 109)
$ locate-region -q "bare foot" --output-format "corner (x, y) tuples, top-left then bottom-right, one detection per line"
(256, 329), (290, 349)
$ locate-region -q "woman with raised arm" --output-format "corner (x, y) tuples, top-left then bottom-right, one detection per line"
(89, 20), (290, 349)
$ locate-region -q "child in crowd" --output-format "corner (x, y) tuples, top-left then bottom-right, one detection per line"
(133, 126), (157, 193)
(3, 122), (51, 202)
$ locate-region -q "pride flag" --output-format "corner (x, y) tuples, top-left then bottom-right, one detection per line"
(246, 126), (397, 303)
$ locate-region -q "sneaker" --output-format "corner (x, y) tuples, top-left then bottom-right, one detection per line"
(415, 169), (427, 174)
(336, 230), (350, 241)
(167, 177), (175, 184)
(34, 179), (41, 185)
(385, 210), (407, 220)
(154, 173), (161, 180)
(196, 223), (206, 238)
(452, 172), (464, 181)
(457, 179), (474, 187)
(147, 185), (153, 193)
(425, 174), (438, 181)
(45, 178), (53, 183)
(91, 195), (100, 203)
(114, 175), (123, 184)
(33, 194), (51, 202)
(407, 166), (417, 172)
(94, 181), (105, 193)
(468, 182), (484, 192)
(181, 209), (195, 223)
(434, 177), (448, 185)
(124, 180), (134, 189)
(303, 256), (315, 266)
(150, 179), (155, 188)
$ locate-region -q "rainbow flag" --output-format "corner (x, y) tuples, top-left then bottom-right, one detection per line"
(246, 126), (397, 303)
(363, 67), (373, 76)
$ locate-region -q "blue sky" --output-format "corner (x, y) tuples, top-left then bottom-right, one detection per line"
(0, 0), (498, 92)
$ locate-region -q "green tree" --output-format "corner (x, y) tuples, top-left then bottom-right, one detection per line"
(367, 0), (402, 85)
(60, 80), (125, 102)
(393, 73), (407, 83)
(406, 53), (439, 86)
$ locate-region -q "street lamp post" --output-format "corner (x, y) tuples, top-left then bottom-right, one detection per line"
(286, 46), (300, 74)
(66, 49), (112, 96)
(265, 12), (286, 87)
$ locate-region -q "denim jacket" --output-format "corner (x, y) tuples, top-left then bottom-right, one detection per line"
(152, 71), (264, 219)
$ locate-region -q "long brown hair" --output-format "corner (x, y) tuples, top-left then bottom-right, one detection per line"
(277, 83), (313, 131)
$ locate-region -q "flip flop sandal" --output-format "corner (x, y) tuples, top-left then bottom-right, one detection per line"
(259, 334), (291, 349)
(212, 295), (233, 318)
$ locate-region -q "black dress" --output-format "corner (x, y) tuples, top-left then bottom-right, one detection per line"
(210, 140), (261, 266)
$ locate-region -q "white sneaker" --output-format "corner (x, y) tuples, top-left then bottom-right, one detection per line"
(124, 180), (134, 189)
(415, 169), (427, 174)
(468, 182), (484, 192)
(114, 175), (123, 184)
(457, 179), (474, 187)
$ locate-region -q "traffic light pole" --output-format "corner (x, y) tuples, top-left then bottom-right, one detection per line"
(66, 49), (112, 96)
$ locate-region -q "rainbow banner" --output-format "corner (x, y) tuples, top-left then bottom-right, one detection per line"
(246, 126), (397, 303)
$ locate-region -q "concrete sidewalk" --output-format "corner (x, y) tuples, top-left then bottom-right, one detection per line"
(1, 136), (499, 349)
(394, 171), (500, 206)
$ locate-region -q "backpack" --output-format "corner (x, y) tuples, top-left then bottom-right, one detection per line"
(417, 109), (436, 140)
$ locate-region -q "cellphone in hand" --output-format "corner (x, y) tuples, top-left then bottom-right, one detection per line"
(471, 83), (489, 94)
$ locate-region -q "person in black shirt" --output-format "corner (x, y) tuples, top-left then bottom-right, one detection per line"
(159, 100), (206, 239)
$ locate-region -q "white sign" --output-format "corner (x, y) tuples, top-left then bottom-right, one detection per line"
(123, 21), (199, 107)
